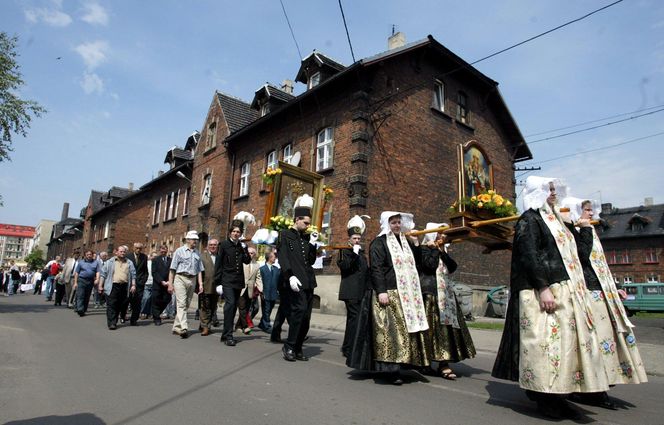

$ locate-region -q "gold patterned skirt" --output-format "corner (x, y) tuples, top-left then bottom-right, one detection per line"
(519, 282), (609, 394)
(589, 290), (648, 384)
(422, 294), (476, 363)
(372, 290), (429, 367)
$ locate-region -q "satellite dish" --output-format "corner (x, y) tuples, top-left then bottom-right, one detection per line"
(290, 151), (301, 167)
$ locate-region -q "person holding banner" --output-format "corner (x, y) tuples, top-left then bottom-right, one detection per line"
(419, 223), (475, 380)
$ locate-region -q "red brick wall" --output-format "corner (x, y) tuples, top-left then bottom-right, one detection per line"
(602, 237), (664, 283)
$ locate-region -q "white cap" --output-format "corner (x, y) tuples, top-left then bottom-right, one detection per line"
(185, 230), (199, 240)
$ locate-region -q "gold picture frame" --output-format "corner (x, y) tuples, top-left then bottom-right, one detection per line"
(457, 140), (494, 201)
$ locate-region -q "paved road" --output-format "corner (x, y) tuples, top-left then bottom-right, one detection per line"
(1, 294), (662, 425)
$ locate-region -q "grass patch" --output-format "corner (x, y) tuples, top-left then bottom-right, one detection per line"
(634, 312), (664, 319)
(467, 321), (504, 331)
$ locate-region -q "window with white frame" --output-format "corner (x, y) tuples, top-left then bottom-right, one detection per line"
(152, 198), (161, 225)
(644, 248), (659, 263)
(92, 225), (97, 241)
(623, 276), (633, 284)
(308, 72), (321, 89)
(457, 91), (469, 124)
(104, 221), (110, 239)
(239, 162), (250, 196)
(316, 127), (334, 171)
(201, 174), (212, 205)
(206, 122), (216, 149)
(613, 276), (620, 285)
(165, 190), (179, 221)
(646, 274), (660, 283)
(433, 80), (445, 112)
(266, 150), (278, 171)
(182, 187), (191, 216)
(282, 144), (293, 164)
(260, 103), (270, 117)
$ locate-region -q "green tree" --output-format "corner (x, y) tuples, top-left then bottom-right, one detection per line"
(0, 32), (46, 162)
(24, 248), (45, 271)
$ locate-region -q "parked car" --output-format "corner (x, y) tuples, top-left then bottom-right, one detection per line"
(621, 283), (664, 316)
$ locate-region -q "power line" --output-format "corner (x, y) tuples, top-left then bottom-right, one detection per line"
(525, 104), (664, 137)
(527, 107), (664, 144)
(338, 0), (356, 62)
(279, 0), (302, 60)
(469, 0), (624, 66)
(529, 130), (664, 165)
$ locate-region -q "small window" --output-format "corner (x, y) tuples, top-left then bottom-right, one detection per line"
(153, 198), (161, 225)
(625, 286), (638, 295)
(261, 104), (270, 117)
(644, 248), (659, 263)
(433, 80), (445, 112)
(266, 150), (278, 171)
(646, 275), (660, 283)
(282, 144), (293, 164)
(309, 72), (321, 89)
(206, 122), (217, 149)
(165, 192), (175, 221)
(201, 174), (212, 205)
(623, 276), (633, 284)
(103, 221), (110, 239)
(182, 187), (191, 216)
(316, 127), (334, 171)
(457, 91), (469, 124)
(644, 285), (659, 294)
(239, 162), (250, 196)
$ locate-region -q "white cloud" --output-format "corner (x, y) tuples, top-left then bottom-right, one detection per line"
(74, 40), (109, 69)
(109, 92), (120, 101)
(81, 72), (104, 94)
(81, 2), (109, 26)
(24, 7), (72, 27)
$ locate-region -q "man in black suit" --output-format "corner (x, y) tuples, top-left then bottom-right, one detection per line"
(125, 242), (149, 325)
(277, 195), (318, 362)
(150, 245), (172, 326)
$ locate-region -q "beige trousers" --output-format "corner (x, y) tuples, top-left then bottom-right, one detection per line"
(172, 274), (194, 332)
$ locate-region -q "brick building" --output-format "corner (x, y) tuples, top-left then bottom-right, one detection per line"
(598, 201), (664, 284)
(46, 202), (83, 260)
(182, 34), (531, 312)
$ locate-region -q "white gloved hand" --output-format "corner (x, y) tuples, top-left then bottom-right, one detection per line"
(289, 276), (302, 292)
(241, 242), (247, 249)
(352, 244), (361, 255)
(309, 231), (319, 243)
(215, 285), (224, 296)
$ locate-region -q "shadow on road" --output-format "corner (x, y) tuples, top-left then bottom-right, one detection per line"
(0, 300), (58, 314)
(5, 413), (106, 425)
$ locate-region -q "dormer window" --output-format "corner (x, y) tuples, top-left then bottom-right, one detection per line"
(260, 103), (270, 117)
(308, 72), (321, 89)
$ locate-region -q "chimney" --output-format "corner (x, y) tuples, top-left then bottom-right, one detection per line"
(601, 203), (613, 215)
(128, 182), (134, 191)
(281, 79), (294, 95)
(61, 202), (70, 221)
(644, 197), (654, 207)
(388, 31), (406, 50)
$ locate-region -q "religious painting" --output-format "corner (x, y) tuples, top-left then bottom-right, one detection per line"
(458, 141), (493, 199)
(264, 161), (325, 227)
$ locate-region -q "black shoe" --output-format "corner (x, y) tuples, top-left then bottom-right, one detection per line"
(180, 330), (189, 339)
(557, 398), (581, 420)
(212, 320), (220, 327)
(282, 346), (296, 362)
(130, 321), (138, 326)
(78, 312), (85, 317)
(108, 324), (117, 330)
(154, 319), (162, 326)
(120, 318), (126, 324)
(295, 352), (309, 361)
(224, 338), (236, 346)
(536, 399), (562, 419)
(388, 373), (403, 385)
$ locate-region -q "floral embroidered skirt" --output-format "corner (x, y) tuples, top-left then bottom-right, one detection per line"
(589, 290), (648, 384)
(422, 293), (476, 363)
(519, 282), (609, 394)
(372, 290), (429, 367)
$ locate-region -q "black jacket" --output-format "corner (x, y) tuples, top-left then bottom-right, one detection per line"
(369, 234), (422, 294)
(575, 227), (601, 290)
(151, 255), (171, 294)
(419, 246), (457, 295)
(214, 238), (251, 289)
(127, 252), (149, 287)
(277, 228), (317, 290)
(337, 246), (369, 301)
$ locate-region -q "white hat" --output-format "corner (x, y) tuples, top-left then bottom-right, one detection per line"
(378, 211), (415, 236)
(422, 222), (448, 244)
(561, 197), (601, 222)
(293, 194), (314, 218)
(185, 230), (199, 240)
(522, 176), (569, 211)
(347, 215), (370, 236)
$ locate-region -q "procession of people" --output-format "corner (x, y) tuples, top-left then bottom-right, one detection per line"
(4, 181), (647, 420)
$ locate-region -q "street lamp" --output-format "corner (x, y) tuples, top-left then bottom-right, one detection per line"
(176, 171), (193, 184)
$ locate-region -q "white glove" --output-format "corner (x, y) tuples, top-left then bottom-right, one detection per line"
(352, 244), (361, 255)
(289, 276), (302, 292)
(215, 285), (224, 296)
(241, 242), (247, 249)
(309, 232), (319, 243)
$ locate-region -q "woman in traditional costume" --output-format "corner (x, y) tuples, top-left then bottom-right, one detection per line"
(562, 197), (647, 408)
(368, 211), (429, 385)
(419, 223), (476, 379)
(492, 176), (609, 420)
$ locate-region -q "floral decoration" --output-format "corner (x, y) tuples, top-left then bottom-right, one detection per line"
(266, 215), (293, 231)
(323, 185), (334, 202)
(261, 167), (282, 185)
(449, 189), (517, 218)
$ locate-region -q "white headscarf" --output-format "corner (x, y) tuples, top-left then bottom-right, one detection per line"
(378, 211), (414, 236)
(522, 176), (569, 211)
(422, 222), (448, 244)
(561, 197), (601, 222)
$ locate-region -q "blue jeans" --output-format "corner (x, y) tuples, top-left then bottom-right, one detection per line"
(140, 285), (153, 315)
(75, 279), (93, 313)
(260, 298), (276, 330)
(44, 276), (55, 300)
(8, 279), (19, 295)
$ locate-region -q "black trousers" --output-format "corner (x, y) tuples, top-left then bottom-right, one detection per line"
(271, 292), (290, 338)
(342, 299), (361, 357)
(54, 282), (66, 305)
(151, 289), (172, 320)
(284, 289), (314, 353)
(128, 286), (144, 323)
(222, 287), (242, 339)
(106, 283), (128, 327)
(235, 290), (251, 330)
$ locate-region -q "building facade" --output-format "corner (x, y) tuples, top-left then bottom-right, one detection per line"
(31, 219), (56, 260)
(0, 224), (36, 267)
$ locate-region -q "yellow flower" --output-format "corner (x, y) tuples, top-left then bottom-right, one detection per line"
(477, 202), (484, 208)
(488, 190), (495, 195)
(495, 199), (504, 206)
(479, 194), (491, 203)
(276, 168), (282, 174)
(505, 200), (512, 207)
(471, 196), (477, 202)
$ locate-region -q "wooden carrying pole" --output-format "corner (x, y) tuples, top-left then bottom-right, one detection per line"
(405, 225), (450, 237)
(469, 215), (520, 228)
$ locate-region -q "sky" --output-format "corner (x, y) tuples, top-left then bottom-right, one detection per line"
(0, 0), (663, 226)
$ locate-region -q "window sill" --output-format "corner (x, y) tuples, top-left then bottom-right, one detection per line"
(234, 194), (249, 202)
(608, 263), (632, 266)
(643, 261), (660, 264)
(198, 203), (211, 211)
(316, 167), (334, 175)
(430, 107), (453, 121)
(151, 223), (159, 228)
(455, 119), (475, 132)
(163, 217), (177, 224)
(203, 146), (217, 156)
